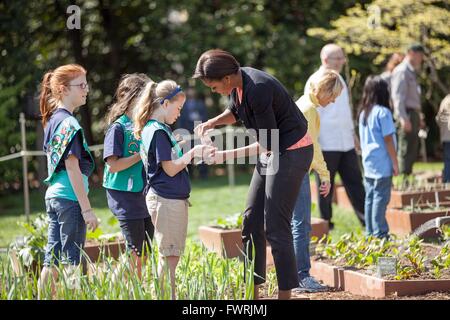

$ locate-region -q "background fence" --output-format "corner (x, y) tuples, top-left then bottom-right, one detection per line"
(0, 113), (238, 222)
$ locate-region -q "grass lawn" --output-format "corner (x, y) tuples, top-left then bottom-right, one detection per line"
(0, 162), (442, 248)
(0, 172), (251, 248)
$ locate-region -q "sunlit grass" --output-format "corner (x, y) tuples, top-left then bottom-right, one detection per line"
(1, 240), (255, 300)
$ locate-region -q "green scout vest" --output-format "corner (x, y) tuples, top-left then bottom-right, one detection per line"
(44, 115), (95, 185)
(103, 114), (144, 192)
(140, 119), (183, 174)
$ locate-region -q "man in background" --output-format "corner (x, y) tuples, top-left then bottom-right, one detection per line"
(390, 44), (425, 175)
(304, 43), (365, 229)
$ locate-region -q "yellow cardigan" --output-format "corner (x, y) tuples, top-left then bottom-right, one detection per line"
(296, 93), (330, 182)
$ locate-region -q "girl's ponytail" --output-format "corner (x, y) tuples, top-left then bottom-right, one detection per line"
(133, 81), (158, 139)
(39, 71), (57, 127)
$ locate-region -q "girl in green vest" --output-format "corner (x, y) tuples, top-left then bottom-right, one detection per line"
(103, 73), (154, 279)
(38, 64), (99, 298)
(133, 80), (215, 299)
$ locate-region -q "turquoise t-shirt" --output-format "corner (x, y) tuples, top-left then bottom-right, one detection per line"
(359, 105), (397, 179)
(43, 109), (92, 201)
(45, 171), (89, 201)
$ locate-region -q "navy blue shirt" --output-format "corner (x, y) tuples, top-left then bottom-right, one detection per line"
(43, 108), (92, 176)
(228, 67), (308, 152)
(103, 122), (149, 220)
(144, 130), (191, 199)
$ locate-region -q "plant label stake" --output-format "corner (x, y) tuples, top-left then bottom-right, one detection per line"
(435, 191), (439, 208)
(377, 257), (397, 278)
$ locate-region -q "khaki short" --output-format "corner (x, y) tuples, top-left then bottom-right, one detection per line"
(145, 191), (189, 257)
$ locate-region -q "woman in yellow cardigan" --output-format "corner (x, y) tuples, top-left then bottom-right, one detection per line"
(292, 70), (343, 292)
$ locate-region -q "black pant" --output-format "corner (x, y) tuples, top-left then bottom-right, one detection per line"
(315, 149), (365, 226)
(118, 217), (155, 256)
(397, 109), (420, 175)
(242, 145), (313, 290)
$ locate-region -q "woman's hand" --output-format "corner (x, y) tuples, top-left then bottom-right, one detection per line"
(194, 120), (214, 137)
(319, 181), (331, 197)
(192, 144), (217, 164)
(202, 145), (217, 164)
(210, 150), (226, 165)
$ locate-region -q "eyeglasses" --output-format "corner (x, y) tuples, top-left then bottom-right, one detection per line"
(68, 83), (89, 90)
(328, 56), (347, 61)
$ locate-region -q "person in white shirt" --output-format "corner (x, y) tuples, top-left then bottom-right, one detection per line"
(303, 43), (365, 229)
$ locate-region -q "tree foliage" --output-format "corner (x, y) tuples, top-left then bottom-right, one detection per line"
(308, 0), (449, 98)
(0, 0), (446, 190)
(307, 0), (449, 154)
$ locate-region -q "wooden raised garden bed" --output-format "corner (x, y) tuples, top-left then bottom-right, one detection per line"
(200, 218), (329, 263)
(310, 235), (450, 298)
(386, 205), (450, 237)
(198, 226), (243, 259)
(309, 260), (345, 289)
(335, 186), (450, 212)
(310, 259), (450, 298)
(83, 240), (126, 262)
(388, 189), (450, 208)
(266, 218), (329, 267)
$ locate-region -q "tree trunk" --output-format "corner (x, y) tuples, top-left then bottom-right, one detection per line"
(55, 0), (94, 144)
(98, 0), (122, 81)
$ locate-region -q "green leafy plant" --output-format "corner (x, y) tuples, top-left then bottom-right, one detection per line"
(212, 213), (243, 230)
(313, 232), (443, 280)
(440, 225), (450, 241)
(395, 237), (427, 280)
(430, 243), (450, 279)
(86, 216), (122, 243)
(9, 213), (49, 268)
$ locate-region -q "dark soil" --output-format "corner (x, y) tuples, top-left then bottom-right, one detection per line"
(260, 284), (450, 300)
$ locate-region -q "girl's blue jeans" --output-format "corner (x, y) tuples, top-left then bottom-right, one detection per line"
(44, 198), (86, 266)
(363, 176), (392, 239)
(291, 175), (312, 280)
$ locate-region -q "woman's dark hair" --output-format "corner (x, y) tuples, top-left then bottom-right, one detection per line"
(359, 75), (392, 125)
(192, 49), (240, 80)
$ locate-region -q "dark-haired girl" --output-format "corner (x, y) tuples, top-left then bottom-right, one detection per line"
(103, 73), (154, 279)
(358, 75), (398, 239)
(193, 49), (313, 299)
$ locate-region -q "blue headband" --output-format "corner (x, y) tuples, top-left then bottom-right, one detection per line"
(160, 86), (183, 105)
